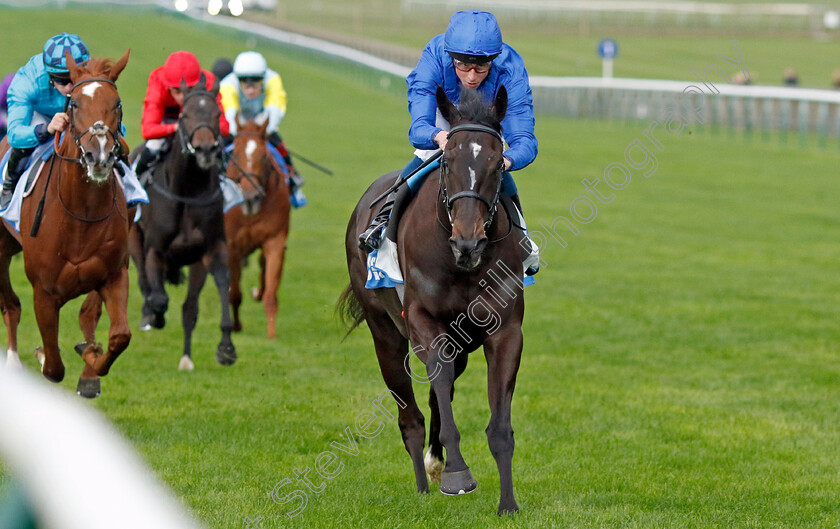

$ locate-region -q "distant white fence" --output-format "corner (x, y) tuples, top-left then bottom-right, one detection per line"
(402, 0), (835, 36)
(4, 0), (840, 143)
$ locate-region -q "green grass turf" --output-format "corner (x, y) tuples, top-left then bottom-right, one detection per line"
(1, 5), (840, 529)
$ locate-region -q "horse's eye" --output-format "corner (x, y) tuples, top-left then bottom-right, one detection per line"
(68, 100), (77, 109)
(115, 101), (122, 110)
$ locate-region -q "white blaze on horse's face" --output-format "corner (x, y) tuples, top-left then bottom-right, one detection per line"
(85, 120), (114, 183)
(245, 139), (257, 167)
(470, 142), (482, 159)
(80, 82), (100, 99)
(469, 167), (477, 190)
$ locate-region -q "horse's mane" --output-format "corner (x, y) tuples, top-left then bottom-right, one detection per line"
(456, 88), (501, 130)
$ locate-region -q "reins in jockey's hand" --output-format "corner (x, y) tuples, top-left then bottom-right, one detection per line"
(368, 149), (443, 209)
(54, 78), (123, 167)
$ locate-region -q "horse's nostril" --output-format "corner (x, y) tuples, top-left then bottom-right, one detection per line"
(83, 152), (95, 165)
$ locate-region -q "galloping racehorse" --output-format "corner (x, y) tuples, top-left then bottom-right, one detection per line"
(341, 87), (526, 514)
(224, 117), (290, 338)
(0, 50), (133, 398)
(129, 76), (236, 370)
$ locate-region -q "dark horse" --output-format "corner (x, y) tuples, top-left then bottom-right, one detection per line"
(341, 86), (526, 514)
(129, 76), (236, 371)
(0, 50), (132, 398)
(224, 116), (290, 338)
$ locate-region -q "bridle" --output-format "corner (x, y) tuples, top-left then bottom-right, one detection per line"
(54, 77), (122, 171)
(176, 89), (222, 157)
(439, 123), (506, 231)
(226, 130), (277, 200)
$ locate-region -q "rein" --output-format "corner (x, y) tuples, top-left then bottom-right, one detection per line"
(438, 123), (507, 235)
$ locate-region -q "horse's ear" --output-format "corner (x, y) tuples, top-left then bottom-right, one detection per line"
(179, 77), (189, 94)
(108, 49), (130, 82)
(436, 86), (460, 124)
(64, 50), (83, 82)
(491, 85), (508, 123)
(210, 74), (220, 96)
(258, 113), (269, 136)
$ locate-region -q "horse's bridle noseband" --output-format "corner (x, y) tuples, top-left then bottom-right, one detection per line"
(439, 123), (505, 230)
(55, 77), (122, 168)
(177, 90), (222, 157)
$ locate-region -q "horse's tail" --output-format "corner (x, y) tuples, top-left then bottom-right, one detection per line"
(336, 283), (365, 340)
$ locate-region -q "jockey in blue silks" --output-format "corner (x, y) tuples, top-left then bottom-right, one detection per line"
(358, 10), (540, 275)
(3, 33), (96, 208)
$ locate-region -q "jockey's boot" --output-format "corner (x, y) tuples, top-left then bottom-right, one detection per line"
(358, 193), (395, 253)
(1, 147), (33, 210)
(510, 193), (540, 276)
(270, 132), (306, 207)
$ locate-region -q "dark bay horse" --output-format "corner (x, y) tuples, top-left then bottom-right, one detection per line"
(0, 50), (132, 398)
(129, 76), (236, 371)
(341, 86), (526, 514)
(224, 117), (290, 338)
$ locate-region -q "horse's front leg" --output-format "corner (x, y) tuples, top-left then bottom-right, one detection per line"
(76, 291), (103, 398)
(31, 289), (64, 383)
(228, 246), (243, 333)
(142, 247), (168, 330)
(407, 306), (476, 495)
(205, 240), (236, 365)
(179, 262), (207, 371)
(260, 232), (288, 339)
(0, 249), (22, 369)
(81, 267), (131, 379)
(483, 324), (523, 515)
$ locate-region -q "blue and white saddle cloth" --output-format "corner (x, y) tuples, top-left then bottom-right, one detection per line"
(0, 141), (149, 233)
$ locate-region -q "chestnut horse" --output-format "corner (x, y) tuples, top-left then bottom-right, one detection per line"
(0, 50), (132, 398)
(340, 87), (526, 514)
(224, 117), (290, 338)
(128, 76), (236, 371)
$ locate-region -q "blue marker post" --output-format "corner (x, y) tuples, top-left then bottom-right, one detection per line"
(598, 38), (618, 79)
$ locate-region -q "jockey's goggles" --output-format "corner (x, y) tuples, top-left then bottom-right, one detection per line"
(238, 76), (263, 87)
(452, 59), (491, 74)
(49, 74), (73, 86)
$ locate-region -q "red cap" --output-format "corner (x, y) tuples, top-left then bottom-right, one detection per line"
(161, 51), (201, 87)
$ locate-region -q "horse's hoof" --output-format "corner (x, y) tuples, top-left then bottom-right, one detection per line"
(33, 346), (45, 367)
(139, 314), (165, 331)
(497, 502), (520, 516)
(76, 377), (101, 399)
(424, 449), (444, 483)
(5, 351), (21, 370)
(440, 468), (477, 496)
(178, 356), (194, 371)
(74, 342), (88, 357)
(250, 286), (260, 301)
(216, 344), (237, 366)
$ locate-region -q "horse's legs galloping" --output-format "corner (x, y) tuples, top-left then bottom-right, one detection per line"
(31, 289), (64, 382)
(426, 352), (469, 482)
(77, 292), (103, 397)
(0, 242), (22, 368)
(260, 232), (288, 339)
(253, 252), (266, 301)
(204, 240), (236, 365)
(228, 248), (243, 333)
(368, 313), (428, 493)
(128, 226), (156, 330)
(143, 247), (169, 330)
(81, 268), (131, 377)
(483, 325), (523, 515)
(408, 308), (475, 495)
(180, 262), (207, 371)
